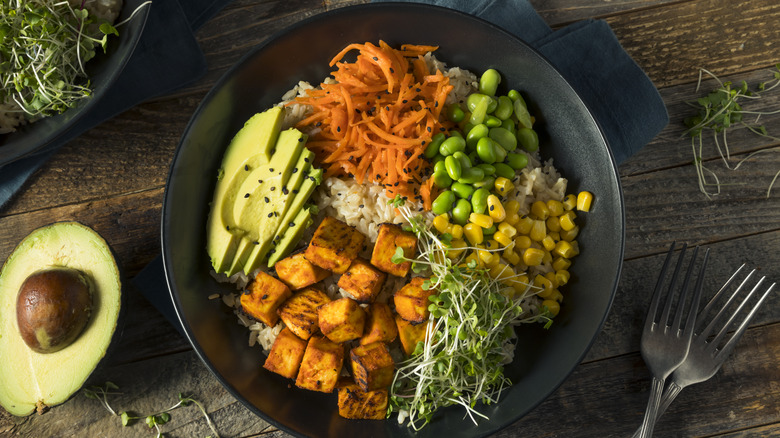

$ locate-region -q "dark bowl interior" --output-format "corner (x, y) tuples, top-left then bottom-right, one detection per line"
(0, 0), (150, 166)
(163, 4), (625, 437)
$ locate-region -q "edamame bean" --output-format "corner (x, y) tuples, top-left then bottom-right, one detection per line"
(517, 127), (539, 152)
(458, 167), (485, 184)
(424, 133), (447, 158)
(479, 68), (501, 96)
(432, 170), (453, 188)
(449, 130), (463, 139)
(433, 159), (447, 175)
(507, 89), (521, 102)
(477, 163), (496, 176)
(487, 96), (498, 114)
(469, 97), (489, 126)
(472, 176), (495, 190)
(452, 199), (473, 225)
(466, 123), (489, 149)
(444, 155), (462, 180)
(506, 152), (529, 170)
(439, 136), (466, 156)
(485, 115), (502, 128)
(432, 190), (456, 215)
(489, 127), (518, 152)
(494, 162), (515, 179)
(494, 95), (514, 120)
(471, 188), (490, 214)
(476, 137), (497, 164)
(447, 104), (465, 123)
(482, 225), (497, 236)
(513, 96), (533, 129)
(501, 118), (515, 133)
(466, 93), (489, 112)
(451, 181), (474, 199)
(452, 151), (472, 171)
(493, 141), (507, 163)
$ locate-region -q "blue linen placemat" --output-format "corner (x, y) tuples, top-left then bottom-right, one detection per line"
(0, 0), (231, 211)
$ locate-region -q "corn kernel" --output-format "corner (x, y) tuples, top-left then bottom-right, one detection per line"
(541, 235), (556, 252)
(560, 225), (579, 242)
(494, 177), (514, 196)
(433, 213), (449, 233)
(497, 222), (517, 238)
(548, 231), (561, 241)
(469, 213), (493, 228)
(562, 194), (577, 211)
(545, 271), (559, 288)
(487, 195), (506, 222)
(504, 250), (521, 265)
(546, 199), (565, 216)
(577, 191), (593, 212)
(504, 200), (521, 215)
(463, 251), (483, 268)
(530, 200), (550, 220)
(559, 211), (577, 231)
(529, 219), (547, 241)
(555, 269), (571, 286)
(542, 299), (560, 316)
(493, 230), (512, 247)
(505, 212), (521, 226)
(542, 249), (553, 265)
(486, 239), (500, 251)
(463, 223), (484, 245)
(449, 224), (464, 240)
(534, 274), (555, 297)
(515, 235), (532, 249)
(485, 252), (500, 268)
(549, 289), (564, 303)
(511, 274), (531, 294)
(546, 216), (561, 232)
(476, 247), (495, 265)
(516, 216), (534, 234)
(552, 256), (571, 272)
(522, 247), (545, 266)
(489, 263), (513, 281)
(554, 240), (576, 258)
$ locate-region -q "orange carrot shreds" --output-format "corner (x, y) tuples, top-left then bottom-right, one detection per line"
(289, 41), (456, 208)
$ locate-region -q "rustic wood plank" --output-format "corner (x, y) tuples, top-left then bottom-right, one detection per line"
(529, 0), (680, 25)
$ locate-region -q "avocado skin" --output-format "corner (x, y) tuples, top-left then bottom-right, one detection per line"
(0, 222), (123, 417)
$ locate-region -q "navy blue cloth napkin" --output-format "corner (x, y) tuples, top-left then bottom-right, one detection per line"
(0, 0), (230, 210)
(141, 0), (670, 334)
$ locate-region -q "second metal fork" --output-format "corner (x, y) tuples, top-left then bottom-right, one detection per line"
(637, 243), (708, 438)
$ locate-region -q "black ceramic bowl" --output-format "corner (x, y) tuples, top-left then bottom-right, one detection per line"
(163, 3), (625, 437)
(0, 0), (150, 166)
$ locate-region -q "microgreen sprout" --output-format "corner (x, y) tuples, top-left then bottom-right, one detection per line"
(683, 65), (780, 199)
(388, 205), (552, 430)
(83, 381), (121, 416)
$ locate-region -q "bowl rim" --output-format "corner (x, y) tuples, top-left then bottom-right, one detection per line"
(163, 3), (625, 436)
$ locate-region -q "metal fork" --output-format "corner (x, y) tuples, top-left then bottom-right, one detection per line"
(632, 264), (776, 437)
(637, 242), (708, 438)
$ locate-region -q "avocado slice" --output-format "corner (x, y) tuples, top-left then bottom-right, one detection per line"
(264, 167), (323, 268)
(206, 107), (284, 274)
(0, 222), (122, 416)
(229, 136), (312, 276)
(266, 207), (314, 267)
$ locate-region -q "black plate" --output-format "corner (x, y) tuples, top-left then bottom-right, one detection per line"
(163, 4), (625, 437)
(0, 0), (150, 166)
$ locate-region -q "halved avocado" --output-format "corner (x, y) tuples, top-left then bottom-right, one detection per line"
(0, 222), (122, 416)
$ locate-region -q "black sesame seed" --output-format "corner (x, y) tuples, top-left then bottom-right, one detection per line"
(292, 167), (298, 173)
(244, 193), (250, 198)
(270, 187), (276, 191)
(258, 179), (263, 184)
(372, 56), (378, 61)
(490, 205), (495, 211)
(226, 225), (230, 231)
(290, 222), (296, 227)
(304, 157), (310, 163)
(269, 249), (276, 254)
(337, 126), (341, 132)
(264, 197), (270, 203)
(268, 213), (273, 218)
(283, 187), (289, 195)
(359, 204), (364, 208)
(244, 165), (249, 171)
(269, 168), (274, 172)
(292, 189), (299, 194)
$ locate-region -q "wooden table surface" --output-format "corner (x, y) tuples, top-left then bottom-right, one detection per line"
(2, 0), (779, 436)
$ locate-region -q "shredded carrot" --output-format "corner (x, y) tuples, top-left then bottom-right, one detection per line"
(288, 41), (455, 209)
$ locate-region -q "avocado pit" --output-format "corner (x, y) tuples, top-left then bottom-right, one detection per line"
(16, 267), (93, 354)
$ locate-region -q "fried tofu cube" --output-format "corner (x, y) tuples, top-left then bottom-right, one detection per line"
(360, 302), (398, 345)
(277, 287), (331, 340)
(337, 258), (387, 303)
(371, 223), (418, 277)
(263, 327), (307, 379)
(295, 335), (344, 393)
(393, 277), (435, 324)
(395, 313), (430, 357)
(304, 216), (366, 274)
(240, 271), (292, 326)
(274, 252), (331, 290)
(336, 377), (388, 420)
(350, 342), (395, 392)
(318, 297), (366, 343)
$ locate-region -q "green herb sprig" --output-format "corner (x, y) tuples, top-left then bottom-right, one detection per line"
(683, 65), (780, 199)
(387, 206), (552, 430)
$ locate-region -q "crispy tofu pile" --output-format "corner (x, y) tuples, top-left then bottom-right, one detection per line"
(238, 216), (435, 420)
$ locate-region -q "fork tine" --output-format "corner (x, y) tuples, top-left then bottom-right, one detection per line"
(670, 246), (701, 332)
(660, 243), (688, 327)
(699, 268), (757, 340)
(681, 248), (709, 337)
(712, 282), (776, 359)
(645, 242), (678, 331)
(697, 263), (746, 323)
(707, 277), (772, 356)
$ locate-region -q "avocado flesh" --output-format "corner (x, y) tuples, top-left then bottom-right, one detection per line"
(267, 207), (314, 267)
(225, 129), (308, 276)
(263, 167), (322, 268)
(0, 222), (122, 416)
(206, 107), (284, 273)
(240, 150), (317, 274)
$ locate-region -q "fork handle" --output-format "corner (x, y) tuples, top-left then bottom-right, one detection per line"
(632, 381), (684, 438)
(637, 377), (665, 438)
